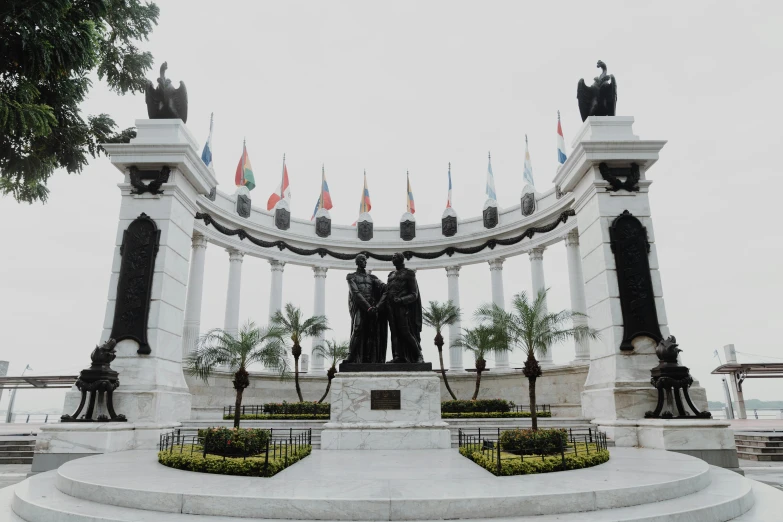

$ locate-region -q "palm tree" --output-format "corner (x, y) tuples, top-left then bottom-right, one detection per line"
(476, 289), (598, 430)
(185, 321), (288, 428)
(422, 300), (461, 400)
(271, 303), (330, 402)
(312, 339), (350, 403)
(453, 325), (509, 400)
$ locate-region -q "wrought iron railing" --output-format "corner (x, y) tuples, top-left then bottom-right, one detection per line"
(223, 404), (326, 418)
(510, 404), (551, 414)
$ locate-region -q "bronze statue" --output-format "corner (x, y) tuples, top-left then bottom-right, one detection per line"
(345, 255), (388, 363)
(145, 62), (188, 122)
(380, 253), (424, 363)
(577, 60), (617, 121)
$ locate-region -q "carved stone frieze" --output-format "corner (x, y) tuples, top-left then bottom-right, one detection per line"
(599, 162), (641, 192)
(358, 220), (373, 241)
(483, 206), (498, 229)
(316, 215), (331, 238)
(442, 215), (457, 237)
(236, 194), (251, 218)
(275, 207), (291, 230)
(128, 166), (170, 195)
(400, 220), (416, 241)
(521, 192), (536, 216)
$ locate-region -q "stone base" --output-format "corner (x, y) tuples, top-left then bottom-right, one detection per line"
(321, 424), (451, 450)
(338, 362), (433, 372)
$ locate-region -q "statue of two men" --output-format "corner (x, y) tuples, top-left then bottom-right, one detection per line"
(345, 252), (424, 364)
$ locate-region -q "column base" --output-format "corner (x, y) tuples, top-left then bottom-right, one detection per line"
(581, 383), (659, 420)
(64, 386), (192, 424)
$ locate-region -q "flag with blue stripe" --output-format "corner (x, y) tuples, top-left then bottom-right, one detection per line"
(201, 113), (213, 167)
(557, 111), (568, 165)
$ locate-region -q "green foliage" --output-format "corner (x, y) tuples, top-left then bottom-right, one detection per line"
(441, 399), (512, 413)
(442, 411), (551, 419)
(199, 427), (269, 456)
(313, 340), (349, 369)
(263, 402), (330, 415)
(453, 324), (509, 362)
(422, 300), (461, 332)
(460, 446), (610, 476)
(499, 428), (568, 454)
(225, 414), (331, 420)
(158, 445), (312, 477)
(1, 0), (160, 203)
(271, 303), (329, 347)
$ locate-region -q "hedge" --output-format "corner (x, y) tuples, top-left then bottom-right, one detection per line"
(198, 427), (269, 457)
(158, 445), (311, 477)
(441, 399), (511, 413)
(499, 428), (568, 454)
(224, 414), (330, 421)
(262, 402), (330, 415)
(460, 446), (610, 476)
(442, 412), (552, 419)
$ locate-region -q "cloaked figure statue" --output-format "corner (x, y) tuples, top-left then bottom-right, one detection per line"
(145, 62), (188, 123)
(577, 60), (617, 121)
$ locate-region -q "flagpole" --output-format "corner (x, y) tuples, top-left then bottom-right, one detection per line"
(281, 153), (286, 201)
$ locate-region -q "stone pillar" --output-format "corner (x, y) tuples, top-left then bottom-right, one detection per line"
(724, 344), (747, 420)
(445, 266), (462, 371)
(311, 266), (328, 372)
(529, 247), (552, 365)
(488, 258), (509, 369)
(223, 248), (244, 338)
(268, 259), (285, 322)
(564, 230), (590, 362)
(182, 233), (208, 358)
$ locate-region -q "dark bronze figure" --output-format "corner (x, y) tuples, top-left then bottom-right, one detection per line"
(380, 253), (424, 363)
(345, 255), (388, 363)
(577, 60), (617, 121)
(145, 62), (188, 123)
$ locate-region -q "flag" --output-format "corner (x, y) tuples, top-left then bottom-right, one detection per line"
(352, 171), (372, 225)
(201, 113), (213, 167)
(267, 155), (292, 210)
(485, 152), (497, 200)
(446, 163), (453, 208)
(406, 171), (415, 214)
(523, 135), (535, 188)
(234, 139), (255, 190)
(311, 165), (333, 220)
(557, 110), (568, 165)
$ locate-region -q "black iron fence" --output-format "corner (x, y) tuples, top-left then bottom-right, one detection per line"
(458, 426), (608, 475)
(510, 404), (551, 414)
(223, 404), (326, 418)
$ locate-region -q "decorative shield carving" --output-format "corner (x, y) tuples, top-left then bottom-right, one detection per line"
(610, 210), (663, 351)
(555, 185), (564, 199)
(207, 187), (216, 201)
(400, 220), (415, 241)
(483, 206), (498, 229)
(521, 192), (536, 216)
(442, 216), (457, 237)
(237, 194), (251, 218)
(599, 162), (641, 192)
(358, 221), (373, 241)
(109, 213), (161, 355)
(275, 207), (291, 230)
(128, 166), (170, 195)
(315, 215), (331, 238)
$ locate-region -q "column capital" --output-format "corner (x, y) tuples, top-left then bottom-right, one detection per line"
(564, 229), (580, 248)
(227, 248), (245, 262)
(445, 265), (461, 278)
(191, 233), (208, 249)
(529, 247), (546, 261)
(269, 259), (286, 272)
(488, 258), (505, 271)
(313, 266), (328, 278)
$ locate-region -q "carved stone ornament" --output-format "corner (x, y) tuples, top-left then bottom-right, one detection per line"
(275, 207), (291, 230)
(128, 166), (170, 195)
(400, 220), (416, 241)
(599, 162), (640, 192)
(358, 220), (373, 241)
(144, 62), (188, 122)
(109, 213), (160, 355)
(61, 339), (127, 423)
(644, 336), (712, 419)
(315, 215), (331, 238)
(442, 215), (457, 237)
(483, 206), (498, 229)
(236, 194), (251, 218)
(609, 210), (663, 351)
(521, 192), (536, 217)
(555, 185), (564, 199)
(577, 60), (617, 121)
(207, 186), (216, 201)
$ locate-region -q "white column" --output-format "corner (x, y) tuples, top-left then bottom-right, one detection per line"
(268, 259), (285, 322)
(446, 266), (463, 371)
(311, 266), (328, 372)
(182, 233), (208, 358)
(223, 248), (244, 337)
(565, 230), (590, 362)
(488, 258), (509, 369)
(529, 247), (552, 365)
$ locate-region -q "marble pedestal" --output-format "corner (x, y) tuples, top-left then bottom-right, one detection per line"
(320, 372), (451, 450)
(594, 418), (740, 471)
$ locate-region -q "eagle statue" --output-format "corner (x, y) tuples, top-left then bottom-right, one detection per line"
(144, 62), (188, 123)
(576, 60), (617, 121)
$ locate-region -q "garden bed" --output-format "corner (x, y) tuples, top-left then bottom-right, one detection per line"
(158, 444), (311, 477)
(460, 444), (609, 475)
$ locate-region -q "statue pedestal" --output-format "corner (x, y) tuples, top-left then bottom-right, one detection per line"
(320, 372), (451, 450)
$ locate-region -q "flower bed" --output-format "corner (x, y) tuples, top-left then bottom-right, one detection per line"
(460, 445), (609, 476)
(499, 428), (568, 454)
(442, 411), (552, 419)
(263, 402), (330, 415)
(441, 399), (512, 413)
(158, 445), (311, 477)
(199, 427), (270, 457)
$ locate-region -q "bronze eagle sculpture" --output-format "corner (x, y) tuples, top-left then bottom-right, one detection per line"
(577, 60), (617, 121)
(145, 62), (188, 123)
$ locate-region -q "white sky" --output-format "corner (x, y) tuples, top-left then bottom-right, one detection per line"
(2, 0), (782, 414)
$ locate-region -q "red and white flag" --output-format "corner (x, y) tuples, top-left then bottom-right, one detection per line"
(267, 155), (292, 210)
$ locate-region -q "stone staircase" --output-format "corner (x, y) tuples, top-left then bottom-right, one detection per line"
(0, 437), (35, 465)
(735, 432), (783, 462)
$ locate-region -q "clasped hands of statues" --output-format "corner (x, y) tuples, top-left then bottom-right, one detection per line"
(367, 294), (411, 314)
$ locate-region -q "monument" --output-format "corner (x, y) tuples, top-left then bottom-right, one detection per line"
(344, 254), (388, 365)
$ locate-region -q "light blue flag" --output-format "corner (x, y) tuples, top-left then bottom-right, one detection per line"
(486, 153), (497, 200)
(201, 113), (213, 167)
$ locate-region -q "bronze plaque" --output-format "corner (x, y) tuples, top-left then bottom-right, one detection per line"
(371, 390), (401, 410)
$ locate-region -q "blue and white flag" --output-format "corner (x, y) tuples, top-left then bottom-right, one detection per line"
(557, 110), (567, 165)
(485, 153), (497, 200)
(446, 163), (453, 208)
(201, 113), (214, 167)
(523, 135), (535, 188)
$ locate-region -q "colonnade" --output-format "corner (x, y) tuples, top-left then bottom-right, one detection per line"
(181, 230), (590, 372)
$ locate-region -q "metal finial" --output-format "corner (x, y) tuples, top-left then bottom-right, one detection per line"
(488, 151), (491, 161)
(283, 153), (285, 162)
(210, 112), (214, 123)
(322, 164), (325, 174)
(448, 162), (451, 171)
(525, 134), (529, 145)
(243, 137), (246, 147)
(557, 110), (561, 121)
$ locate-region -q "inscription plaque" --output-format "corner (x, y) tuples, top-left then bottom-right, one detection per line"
(371, 390), (401, 410)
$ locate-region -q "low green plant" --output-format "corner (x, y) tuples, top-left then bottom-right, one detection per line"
(441, 399), (512, 413)
(263, 401), (330, 415)
(499, 428), (568, 455)
(224, 414), (330, 420)
(158, 445), (311, 477)
(442, 411), (552, 419)
(198, 427), (269, 456)
(460, 446), (609, 476)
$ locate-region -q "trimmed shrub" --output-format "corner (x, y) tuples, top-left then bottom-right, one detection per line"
(499, 428), (568, 455)
(441, 399), (512, 413)
(460, 446), (610, 476)
(442, 411), (552, 419)
(262, 402), (330, 415)
(224, 414), (330, 421)
(199, 427), (270, 457)
(158, 445), (311, 477)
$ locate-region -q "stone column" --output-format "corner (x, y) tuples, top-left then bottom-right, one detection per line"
(488, 258), (509, 369)
(564, 230), (590, 362)
(268, 259), (286, 322)
(223, 248), (244, 338)
(529, 247), (552, 365)
(445, 266), (462, 371)
(310, 266), (328, 372)
(182, 233), (208, 358)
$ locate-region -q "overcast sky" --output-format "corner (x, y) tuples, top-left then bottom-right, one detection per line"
(2, 0), (782, 415)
